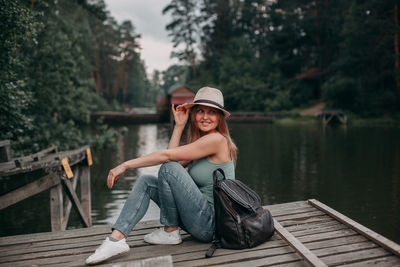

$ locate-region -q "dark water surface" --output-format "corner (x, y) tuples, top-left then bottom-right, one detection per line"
(1, 122), (399, 244)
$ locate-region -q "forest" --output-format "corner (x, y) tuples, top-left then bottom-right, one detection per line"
(1, 0), (399, 155)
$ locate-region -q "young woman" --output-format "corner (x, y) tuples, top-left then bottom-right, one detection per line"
(86, 87), (237, 265)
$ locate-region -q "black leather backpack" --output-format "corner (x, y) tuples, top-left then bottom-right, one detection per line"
(205, 169), (275, 258)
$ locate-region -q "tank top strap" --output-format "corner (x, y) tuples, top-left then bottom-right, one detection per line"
(223, 135), (233, 161)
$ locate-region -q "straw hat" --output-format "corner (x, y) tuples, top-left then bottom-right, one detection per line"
(184, 87), (230, 117)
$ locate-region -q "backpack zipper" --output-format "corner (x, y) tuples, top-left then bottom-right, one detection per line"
(220, 190), (241, 224)
(220, 183), (254, 211)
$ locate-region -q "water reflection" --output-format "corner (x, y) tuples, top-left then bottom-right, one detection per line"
(89, 122), (400, 245)
(91, 124), (170, 226)
(1, 122), (399, 245)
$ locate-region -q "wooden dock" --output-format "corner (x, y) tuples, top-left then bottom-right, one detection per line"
(0, 199), (399, 266)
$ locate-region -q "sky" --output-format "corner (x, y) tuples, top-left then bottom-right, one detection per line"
(104, 0), (178, 76)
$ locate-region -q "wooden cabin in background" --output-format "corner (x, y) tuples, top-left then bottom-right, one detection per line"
(157, 87), (195, 121)
(169, 87), (195, 108)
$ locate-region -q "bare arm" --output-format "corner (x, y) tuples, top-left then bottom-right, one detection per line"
(107, 133), (224, 188)
(168, 104), (189, 149)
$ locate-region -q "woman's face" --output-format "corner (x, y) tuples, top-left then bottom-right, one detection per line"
(194, 105), (220, 134)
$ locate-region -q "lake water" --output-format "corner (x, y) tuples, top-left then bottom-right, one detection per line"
(1, 122), (399, 245)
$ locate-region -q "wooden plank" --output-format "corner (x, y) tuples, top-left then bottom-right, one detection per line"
(174, 246), (298, 267)
(0, 161), (15, 172)
(265, 201), (310, 212)
(273, 219), (327, 267)
(0, 140), (11, 163)
(280, 215), (332, 227)
(321, 247), (391, 265)
(80, 165), (92, 226)
(290, 223), (348, 238)
(50, 183), (64, 232)
(298, 228), (358, 244)
(334, 256), (400, 267)
(175, 252), (303, 267)
(61, 168), (80, 230)
(0, 220), (161, 246)
(0, 172), (60, 210)
(102, 255), (174, 267)
(0, 145), (88, 176)
(61, 177), (90, 227)
(305, 235), (368, 251)
(13, 146), (57, 167)
(274, 210), (326, 221)
(2, 228), (367, 264)
(313, 241), (378, 257)
(285, 219), (338, 233)
(270, 206), (318, 217)
(308, 199), (400, 256)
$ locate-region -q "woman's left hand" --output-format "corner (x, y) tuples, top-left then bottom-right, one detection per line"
(107, 163), (127, 188)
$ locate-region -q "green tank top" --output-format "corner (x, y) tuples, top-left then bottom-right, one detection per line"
(188, 157), (235, 208)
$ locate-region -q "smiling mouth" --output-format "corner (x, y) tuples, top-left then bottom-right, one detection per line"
(200, 121), (211, 126)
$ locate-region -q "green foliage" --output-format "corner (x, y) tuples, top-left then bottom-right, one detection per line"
(163, 0), (399, 116)
(0, 0), (149, 156)
(0, 0), (40, 141)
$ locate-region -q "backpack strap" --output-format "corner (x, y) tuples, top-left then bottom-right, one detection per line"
(205, 239), (221, 258)
(205, 169), (226, 258)
(213, 168), (226, 185)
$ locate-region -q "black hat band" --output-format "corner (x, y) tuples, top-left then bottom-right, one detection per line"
(194, 99), (224, 109)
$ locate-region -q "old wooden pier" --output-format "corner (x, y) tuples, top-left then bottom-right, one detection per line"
(0, 141), (93, 232)
(0, 199), (399, 266)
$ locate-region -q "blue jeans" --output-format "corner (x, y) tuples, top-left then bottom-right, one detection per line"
(113, 161), (215, 242)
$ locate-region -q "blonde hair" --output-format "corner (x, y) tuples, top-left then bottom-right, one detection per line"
(187, 106), (238, 166)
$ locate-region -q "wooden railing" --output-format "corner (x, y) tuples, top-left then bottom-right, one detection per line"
(0, 141), (92, 232)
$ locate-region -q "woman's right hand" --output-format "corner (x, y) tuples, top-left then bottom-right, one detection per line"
(107, 163), (127, 188)
(171, 104), (190, 127)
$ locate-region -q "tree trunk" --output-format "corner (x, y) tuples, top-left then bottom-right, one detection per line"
(394, 3), (400, 104)
(313, 0), (321, 46)
(191, 52), (197, 79)
(94, 50), (102, 96)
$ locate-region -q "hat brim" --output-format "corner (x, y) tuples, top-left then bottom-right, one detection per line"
(183, 102), (230, 118)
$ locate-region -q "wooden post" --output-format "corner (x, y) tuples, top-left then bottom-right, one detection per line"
(61, 167), (80, 231)
(50, 183), (64, 232)
(80, 165), (92, 226)
(0, 140), (11, 163)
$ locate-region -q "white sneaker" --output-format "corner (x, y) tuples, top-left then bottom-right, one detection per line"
(144, 228), (182, 245)
(85, 237), (130, 265)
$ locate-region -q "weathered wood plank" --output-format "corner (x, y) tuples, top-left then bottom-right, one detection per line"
(50, 183), (64, 232)
(313, 241), (378, 258)
(305, 235), (368, 250)
(308, 199), (400, 256)
(265, 201), (310, 212)
(80, 165), (92, 226)
(275, 210), (326, 221)
(0, 220), (161, 246)
(334, 256), (400, 267)
(102, 255), (174, 267)
(273, 219), (327, 267)
(61, 177), (90, 227)
(270, 206), (318, 217)
(1, 224), (359, 266)
(280, 215), (332, 227)
(0, 140), (11, 163)
(1, 200), (399, 267)
(13, 146), (57, 168)
(61, 168), (80, 230)
(320, 247), (391, 265)
(177, 252), (303, 267)
(174, 246), (297, 267)
(0, 145), (88, 176)
(0, 172), (60, 210)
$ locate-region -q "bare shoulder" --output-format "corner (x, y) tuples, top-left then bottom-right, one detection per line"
(199, 132), (225, 143)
